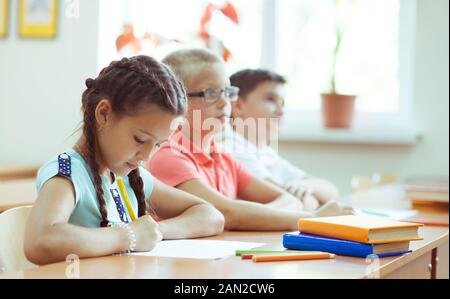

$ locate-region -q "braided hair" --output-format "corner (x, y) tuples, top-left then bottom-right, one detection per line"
(81, 56), (186, 227)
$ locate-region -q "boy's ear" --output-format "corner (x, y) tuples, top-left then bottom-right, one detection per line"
(232, 98), (245, 117)
(95, 99), (113, 128)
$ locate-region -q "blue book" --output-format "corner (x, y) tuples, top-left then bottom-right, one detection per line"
(283, 233), (412, 258)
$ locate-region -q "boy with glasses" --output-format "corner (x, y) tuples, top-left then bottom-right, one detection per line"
(147, 49), (352, 231)
(219, 69), (341, 208)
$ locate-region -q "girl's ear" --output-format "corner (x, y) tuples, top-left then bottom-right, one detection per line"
(95, 99), (113, 129)
(232, 98), (246, 118)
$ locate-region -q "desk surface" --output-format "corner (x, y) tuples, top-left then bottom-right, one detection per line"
(0, 226), (448, 279)
(1, 183), (448, 279)
(0, 179), (36, 213)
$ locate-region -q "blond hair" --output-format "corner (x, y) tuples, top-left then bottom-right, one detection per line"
(162, 48), (223, 87)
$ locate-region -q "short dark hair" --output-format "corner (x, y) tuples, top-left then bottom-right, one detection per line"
(230, 69), (286, 99)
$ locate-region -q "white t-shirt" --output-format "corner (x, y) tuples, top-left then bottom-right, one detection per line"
(217, 126), (306, 185)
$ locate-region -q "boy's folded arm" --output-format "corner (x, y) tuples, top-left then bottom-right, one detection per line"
(287, 177), (340, 204)
(176, 179), (313, 231)
(265, 193), (306, 210)
(238, 176), (307, 210)
(237, 176), (286, 204)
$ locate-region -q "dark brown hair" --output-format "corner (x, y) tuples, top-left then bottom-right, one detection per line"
(81, 55), (186, 227)
(230, 69), (286, 99)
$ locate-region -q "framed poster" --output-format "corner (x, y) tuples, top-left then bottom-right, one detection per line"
(0, 0), (8, 38)
(19, 0), (57, 38)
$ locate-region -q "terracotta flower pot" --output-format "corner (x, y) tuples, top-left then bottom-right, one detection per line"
(321, 93), (356, 129)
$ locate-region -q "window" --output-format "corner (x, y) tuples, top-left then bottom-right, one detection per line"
(270, 0), (418, 143)
(98, 0), (418, 143)
(98, 0), (264, 72)
(277, 0), (400, 113)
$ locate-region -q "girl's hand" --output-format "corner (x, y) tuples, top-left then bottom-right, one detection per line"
(128, 215), (162, 252)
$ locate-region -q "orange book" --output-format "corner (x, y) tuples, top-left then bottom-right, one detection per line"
(411, 200), (449, 212)
(298, 215), (423, 244)
(406, 191), (449, 203)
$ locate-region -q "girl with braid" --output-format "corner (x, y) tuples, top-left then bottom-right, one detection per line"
(25, 56), (225, 265)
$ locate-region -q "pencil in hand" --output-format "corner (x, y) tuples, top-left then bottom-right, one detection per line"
(117, 176), (137, 221)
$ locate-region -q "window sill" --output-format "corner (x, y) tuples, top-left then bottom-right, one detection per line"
(278, 110), (422, 145)
(279, 127), (422, 145)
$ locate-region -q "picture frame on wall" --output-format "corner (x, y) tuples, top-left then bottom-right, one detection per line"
(0, 0), (8, 38)
(19, 0), (58, 38)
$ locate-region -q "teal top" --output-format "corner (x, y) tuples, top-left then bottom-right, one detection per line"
(36, 149), (154, 228)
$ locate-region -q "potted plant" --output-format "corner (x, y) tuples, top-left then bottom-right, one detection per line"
(321, 0), (356, 129)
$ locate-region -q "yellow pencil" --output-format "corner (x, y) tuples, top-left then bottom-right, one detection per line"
(117, 176), (137, 221)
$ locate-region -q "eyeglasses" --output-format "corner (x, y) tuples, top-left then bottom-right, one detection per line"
(187, 86), (240, 104)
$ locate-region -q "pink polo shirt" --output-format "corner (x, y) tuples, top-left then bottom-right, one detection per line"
(147, 130), (253, 199)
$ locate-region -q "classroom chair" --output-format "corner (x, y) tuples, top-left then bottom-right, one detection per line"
(0, 206), (35, 273)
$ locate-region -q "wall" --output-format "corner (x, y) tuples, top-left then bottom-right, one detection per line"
(0, 0), (100, 166)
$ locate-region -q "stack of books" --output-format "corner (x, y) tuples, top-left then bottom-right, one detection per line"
(283, 215), (423, 258)
(404, 178), (449, 212)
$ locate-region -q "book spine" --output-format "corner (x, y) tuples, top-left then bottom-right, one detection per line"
(283, 235), (372, 258)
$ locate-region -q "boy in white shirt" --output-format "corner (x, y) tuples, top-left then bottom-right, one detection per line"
(219, 69), (340, 210)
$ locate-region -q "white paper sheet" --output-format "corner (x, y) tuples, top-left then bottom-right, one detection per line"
(129, 240), (265, 259)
